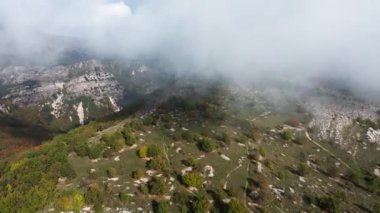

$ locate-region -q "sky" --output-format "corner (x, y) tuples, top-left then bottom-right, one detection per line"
(0, 0), (380, 93)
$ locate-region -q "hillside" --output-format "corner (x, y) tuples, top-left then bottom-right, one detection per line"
(0, 81), (379, 213)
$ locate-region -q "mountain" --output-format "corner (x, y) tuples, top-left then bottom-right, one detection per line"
(0, 78), (379, 212)
(0, 59), (173, 158)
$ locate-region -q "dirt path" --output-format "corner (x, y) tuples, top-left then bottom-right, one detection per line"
(305, 131), (353, 170)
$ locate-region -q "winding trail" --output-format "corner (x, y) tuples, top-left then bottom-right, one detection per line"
(304, 131), (353, 170)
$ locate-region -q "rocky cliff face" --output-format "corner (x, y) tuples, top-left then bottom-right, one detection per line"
(0, 59), (169, 130)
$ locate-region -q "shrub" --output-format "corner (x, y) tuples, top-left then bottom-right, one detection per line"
(85, 183), (104, 204)
(182, 131), (195, 142)
(227, 199), (248, 213)
(132, 169), (145, 179)
(258, 146), (267, 157)
(106, 167), (117, 178)
(57, 190), (84, 212)
(148, 156), (168, 171)
(138, 146), (148, 158)
(295, 163), (308, 176)
(198, 138), (216, 153)
(73, 140), (89, 157)
(147, 144), (162, 157)
(182, 157), (197, 167)
(122, 130), (137, 146)
(88, 145), (103, 159)
(148, 177), (169, 195)
(293, 134), (307, 145)
(282, 130), (294, 141)
(287, 117), (301, 127)
(326, 165), (340, 178)
(139, 184), (149, 195)
(317, 196), (341, 213)
(153, 201), (170, 213)
(102, 149), (114, 158)
(373, 202), (380, 213)
(191, 195), (211, 213)
(102, 132), (124, 151)
(182, 171), (204, 188)
(119, 192), (131, 204)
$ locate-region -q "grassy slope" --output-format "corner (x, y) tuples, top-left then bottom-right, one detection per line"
(0, 84), (379, 213)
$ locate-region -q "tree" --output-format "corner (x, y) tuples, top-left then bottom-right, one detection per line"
(149, 177), (169, 195)
(182, 171), (204, 188)
(198, 138), (216, 153)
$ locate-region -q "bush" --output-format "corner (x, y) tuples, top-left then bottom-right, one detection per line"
(198, 138), (216, 153)
(73, 139), (89, 157)
(295, 163), (308, 176)
(191, 195), (211, 213)
(293, 134), (307, 145)
(57, 190), (84, 212)
(148, 156), (168, 171)
(119, 192), (131, 204)
(317, 196), (341, 213)
(326, 165), (340, 178)
(139, 184), (149, 195)
(282, 130), (294, 141)
(182, 131), (195, 142)
(138, 146), (148, 158)
(153, 201), (170, 213)
(182, 171), (204, 188)
(85, 183), (104, 204)
(106, 167), (117, 178)
(132, 169), (145, 179)
(148, 177), (169, 195)
(227, 199), (248, 213)
(88, 145), (103, 159)
(102, 132), (124, 151)
(373, 202), (380, 213)
(122, 130), (137, 146)
(147, 144), (162, 157)
(102, 149), (114, 158)
(182, 157), (197, 167)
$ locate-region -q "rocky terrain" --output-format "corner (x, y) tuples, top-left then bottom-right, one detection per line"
(0, 59), (171, 130)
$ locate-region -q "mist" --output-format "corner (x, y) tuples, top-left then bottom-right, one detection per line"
(1, 0), (380, 94)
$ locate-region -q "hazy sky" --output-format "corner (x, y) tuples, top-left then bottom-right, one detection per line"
(1, 0), (380, 92)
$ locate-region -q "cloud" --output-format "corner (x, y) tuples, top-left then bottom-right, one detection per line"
(0, 0), (380, 93)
